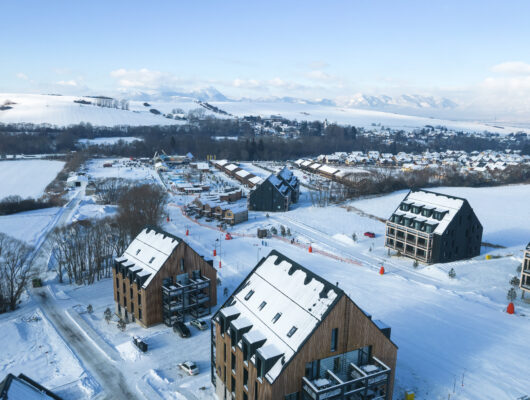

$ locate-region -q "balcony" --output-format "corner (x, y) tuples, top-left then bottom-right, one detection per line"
(302, 357), (391, 400)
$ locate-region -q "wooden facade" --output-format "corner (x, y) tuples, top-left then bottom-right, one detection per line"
(113, 228), (217, 328)
(519, 244), (530, 295)
(211, 251), (397, 400)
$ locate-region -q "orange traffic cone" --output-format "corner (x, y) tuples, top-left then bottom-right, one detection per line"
(379, 266), (385, 275)
(507, 302), (515, 314)
(308, 245), (313, 253)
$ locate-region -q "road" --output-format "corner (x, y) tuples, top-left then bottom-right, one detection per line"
(34, 289), (139, 400)
(29, 189), (142, 400)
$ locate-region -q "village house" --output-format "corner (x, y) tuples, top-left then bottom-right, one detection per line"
(113, 226), (217, 328)
(519, 243), (530, 297)
(385, 190), (483, 264)
(211, 250), (397, 400)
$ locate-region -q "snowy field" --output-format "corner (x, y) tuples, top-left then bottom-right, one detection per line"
(84, 158), (158, 182)
(0, 93), (215, 127)
(78, 137), (143, 146)
(2, 93), (529, 134)
(0, 159), (64, 199)
(211, 100), (530, 135)
(0, 207), (61, 245)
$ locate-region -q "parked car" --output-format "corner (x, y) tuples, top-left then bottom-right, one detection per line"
(173, 321), (191, 338)
(364, 232), (376, 238)
(190, 319), (208, 331)
(179, 361), (199, 375)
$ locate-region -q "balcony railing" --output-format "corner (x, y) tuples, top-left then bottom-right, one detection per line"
(302, 357), (391, 400)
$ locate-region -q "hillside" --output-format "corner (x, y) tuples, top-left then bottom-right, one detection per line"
(1, 93), (529, 134)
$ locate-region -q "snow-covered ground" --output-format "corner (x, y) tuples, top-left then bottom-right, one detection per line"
(0, 207), (61, 245)
(211, 100), (530, 135)
(78, 137), (143, 146)
(0, 159), (64, 199)
(0, 93), (216, 127)
(84, 158), (158, 182)
(3, 158), (529, 400)
(2, 93), (529, 134)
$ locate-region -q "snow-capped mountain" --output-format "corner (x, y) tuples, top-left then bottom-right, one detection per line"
(336, 93), (458, 111)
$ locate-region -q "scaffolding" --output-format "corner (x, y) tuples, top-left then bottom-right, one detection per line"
(162, 271), (211, 326)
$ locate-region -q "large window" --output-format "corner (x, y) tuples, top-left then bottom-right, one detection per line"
(331, 328), (338, 352)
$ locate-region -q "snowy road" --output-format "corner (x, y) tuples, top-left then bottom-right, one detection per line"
(34, 289), (140, 400)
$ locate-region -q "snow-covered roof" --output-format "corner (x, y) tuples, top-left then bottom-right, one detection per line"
(218, 251), (342, 384)
(248, 176), (263, 185)
(225, 164), (239, 172)
(236, 169), (250, 178)
(119, 227), (179, 288)
(318, 165), (339, 175)
(389, 190), (465, 235)
(301, 160), (313, 167)
(0, 374), (58, 400)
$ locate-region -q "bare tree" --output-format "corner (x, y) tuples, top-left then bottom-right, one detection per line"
(0, 233), (33, 312)
(116, 184), (167, 238)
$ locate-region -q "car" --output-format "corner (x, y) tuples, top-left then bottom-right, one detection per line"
(190, 319), (208, 331)
(364, 232), (376, 238)
(178, 361), (199, 376)
(173, 321), (191, 338)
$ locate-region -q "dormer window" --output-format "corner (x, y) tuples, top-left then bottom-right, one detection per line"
(136, 249), (141, 255)
(400, 203), (410, 212)
(272, 313), (282, 323)
(258, 301), (267, 310)
(244, 290), (255, 301)
(149, 257), (155, 264)
(287, 326), (297, 338)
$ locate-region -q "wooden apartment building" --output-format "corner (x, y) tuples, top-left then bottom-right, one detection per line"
(211, 250), (397, 400)
(385, 190), (483, 264)
(519, 243), (530, 296)
(113, 226), (217, 328)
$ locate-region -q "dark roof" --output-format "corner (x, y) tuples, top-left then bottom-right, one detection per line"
(0, 373), (62, 400)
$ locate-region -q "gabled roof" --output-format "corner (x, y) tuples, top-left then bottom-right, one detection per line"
(389, 190), (467, 235)
(117, 226), (180, 288)
(214, 250), (344, 384)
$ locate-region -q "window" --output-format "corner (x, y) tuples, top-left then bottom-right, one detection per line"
(149, 257), (155, 264)
(331, 328), (338, 352)
(223, 343), (227, 362)
(243, 368), (249, 388)
(255, 381), (259, 400)
(287, 326), (298, 338)
(272, 313), (282, 323)
(285, 393), (299, 400)
(244, 290), (254, 301)
(138, 293), (141, 305)
(116, 277), (119, 288)
(130, 287), (133, 299)
(138, 308), (142, 320)
(258, 301), (267, 311)
(122, 282), (125, 292)
(131, 303), (134, 313)
(136, 248), (141, 255)
(231, 352), (236, 373)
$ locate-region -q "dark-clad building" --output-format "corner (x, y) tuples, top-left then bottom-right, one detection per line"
(248, 168), (299, 212)
(113, 226), (217, 327)
(211, 250), (397, 400)
(385, 189), (483, 264)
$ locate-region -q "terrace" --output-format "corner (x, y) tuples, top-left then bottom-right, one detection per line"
(302, 355), (391, 400)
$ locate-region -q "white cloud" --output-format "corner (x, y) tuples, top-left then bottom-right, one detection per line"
(16, 73), (29, 80)
(56, 80), (78, 87)
(110, 68), (179, 90)
(491, 61), (530, 76)
(232, 78), (261, 88)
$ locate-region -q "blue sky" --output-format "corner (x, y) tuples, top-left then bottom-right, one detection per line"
(2, 0), (530, 113)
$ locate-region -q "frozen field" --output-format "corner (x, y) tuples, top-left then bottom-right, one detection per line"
(0, 159), (64, 199)
(0, 207), (61, 245)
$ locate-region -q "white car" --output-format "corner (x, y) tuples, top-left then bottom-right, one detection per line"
(179, 361), (199, 376)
